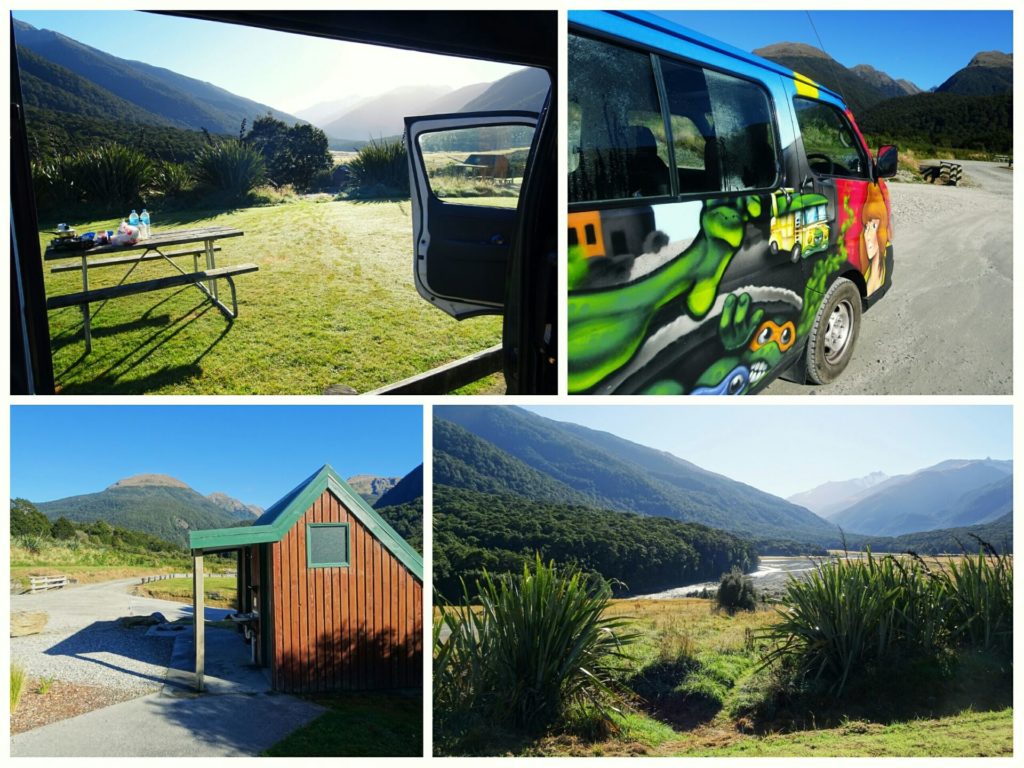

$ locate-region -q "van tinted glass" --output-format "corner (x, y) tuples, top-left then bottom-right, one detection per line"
(660, 60), (778, 194)
(568, 34), (671, 202)
(793, 98), (870, 179)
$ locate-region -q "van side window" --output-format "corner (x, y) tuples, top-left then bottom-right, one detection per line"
(660, 60), (778, 194)
(568, 34), (671, 202)
(793, 98), (870, 179)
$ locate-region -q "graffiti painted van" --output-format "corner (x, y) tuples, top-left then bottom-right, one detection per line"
(568, 11), (897, 395)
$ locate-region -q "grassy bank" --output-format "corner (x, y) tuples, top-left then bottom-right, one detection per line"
(10, 538), (190, 590)
(42, 198), (502, 394)
(136, 576), (238, 608)
(521, 598), (1012, 757)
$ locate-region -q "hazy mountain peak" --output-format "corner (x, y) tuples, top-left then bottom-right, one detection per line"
(107, 473), (189, 490)
(753, 42), (832, 60)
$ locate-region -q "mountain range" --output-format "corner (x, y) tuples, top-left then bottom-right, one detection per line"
(14, 18), (549, 150)
(435, 406), (839, 545)
(437, 407), (1013, 552)
(13, 19), (305, 133)
(33, 466), (422, 548)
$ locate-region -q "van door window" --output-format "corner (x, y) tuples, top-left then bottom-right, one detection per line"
(568, 34), (671, 202)
(793, 98), (870, 179)
(659, 59), (779, 194)
(417, 124), (535, 209)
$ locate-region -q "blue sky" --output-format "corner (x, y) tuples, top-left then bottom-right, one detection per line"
(11, 10), (522, 114)
(10, 405), (422, 507)
(521, 405), (1012, 499)
(654, 11), (1012, 90)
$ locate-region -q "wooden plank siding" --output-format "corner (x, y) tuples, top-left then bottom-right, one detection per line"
(269, 487), (422, 692)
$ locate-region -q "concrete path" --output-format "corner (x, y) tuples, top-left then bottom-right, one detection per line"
(11, 580), (326, 756)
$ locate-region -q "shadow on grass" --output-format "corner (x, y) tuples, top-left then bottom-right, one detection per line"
(55, 295), (233, 394)
(625, 658), (723, 732)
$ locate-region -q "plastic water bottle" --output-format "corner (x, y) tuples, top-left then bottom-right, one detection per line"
(129, 209), (139, 229)
(140, 209), (151, 239)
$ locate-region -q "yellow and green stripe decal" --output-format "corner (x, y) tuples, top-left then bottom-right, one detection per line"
(792, 71), (819, 98)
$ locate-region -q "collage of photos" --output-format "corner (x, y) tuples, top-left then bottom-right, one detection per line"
(5, 5), (1015, 763)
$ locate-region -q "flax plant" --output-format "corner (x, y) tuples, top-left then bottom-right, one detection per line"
(434, 557), (638, 745)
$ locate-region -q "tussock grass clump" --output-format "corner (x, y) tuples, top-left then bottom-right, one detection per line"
(195, 140), (267, 202)
(434, 557), (637, 753)
(716, 567), (758, 615)
(345, 138), (409, 199)
(761, 548), (1012, 695)
(11, 665), (26, 712)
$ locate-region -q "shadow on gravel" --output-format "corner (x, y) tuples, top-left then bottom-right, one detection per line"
(43, 620), (174, 687)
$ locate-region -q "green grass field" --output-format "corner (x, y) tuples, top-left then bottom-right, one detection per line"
(262, 691), (422, 757)
(513, 599), (1012, 758)
(136, 576), (238, 608)
(41, 198), (502, 394)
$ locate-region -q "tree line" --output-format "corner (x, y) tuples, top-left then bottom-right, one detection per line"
(433, 486), (758, 601)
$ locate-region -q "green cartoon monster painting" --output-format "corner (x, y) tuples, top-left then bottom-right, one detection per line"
(568, 195), (762, 393)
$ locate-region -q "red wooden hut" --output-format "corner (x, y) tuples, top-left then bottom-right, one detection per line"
(189, 464), (423, 693)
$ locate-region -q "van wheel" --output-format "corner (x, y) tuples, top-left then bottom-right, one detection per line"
(806, 277), (861, 384)
(770, 241), (779, 256)
(790, 242), (801, 263)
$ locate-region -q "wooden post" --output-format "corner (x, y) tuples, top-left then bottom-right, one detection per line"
(193, 552), (205, 692)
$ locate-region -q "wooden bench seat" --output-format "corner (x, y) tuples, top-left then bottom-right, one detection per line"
(46, 263), (259, 318)
(50, 246), (221, 273)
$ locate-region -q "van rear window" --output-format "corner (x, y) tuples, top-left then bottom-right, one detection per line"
(569, 33), (779, 204)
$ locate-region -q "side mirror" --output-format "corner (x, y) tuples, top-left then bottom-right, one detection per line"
(875, 145), (898, 178)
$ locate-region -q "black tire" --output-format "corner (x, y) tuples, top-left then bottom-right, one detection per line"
(769, 240), (779, 256)
(790, 242), (801, 263)
(805, 277), (862, 384)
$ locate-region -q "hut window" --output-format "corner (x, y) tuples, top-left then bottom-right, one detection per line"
(306, 523), (350, 568)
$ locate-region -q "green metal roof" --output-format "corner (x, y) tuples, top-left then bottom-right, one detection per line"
(189, 464), (423, 582)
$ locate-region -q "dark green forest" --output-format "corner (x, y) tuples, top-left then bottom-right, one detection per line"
(11, 497), (184, 555)
(433, 485), (758, 601)
(375, 497), (424, 554)
(859, 92), (1012, 153)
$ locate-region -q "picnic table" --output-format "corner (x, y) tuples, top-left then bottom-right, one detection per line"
(44, 226), (257, 353)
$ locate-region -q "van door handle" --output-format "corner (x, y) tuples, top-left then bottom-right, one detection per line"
(489, 234), (508, 246)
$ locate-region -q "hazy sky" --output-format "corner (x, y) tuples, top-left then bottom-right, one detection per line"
(653, 11), (1012, 91)
(12, 10), (523, 114)
(10, 406), (423, 507)
(521, 405), (1012, 499)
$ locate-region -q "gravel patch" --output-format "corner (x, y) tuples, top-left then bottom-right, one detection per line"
(11, 622), (175, 696)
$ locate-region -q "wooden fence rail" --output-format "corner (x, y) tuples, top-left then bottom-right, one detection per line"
(139, 572), (235, 584)
(30, 575), (70, 593)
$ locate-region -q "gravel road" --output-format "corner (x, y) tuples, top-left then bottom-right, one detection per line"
(11, 578), (228, 696)
(764, 160), (1013, 395)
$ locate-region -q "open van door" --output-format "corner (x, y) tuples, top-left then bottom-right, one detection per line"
(406, 111), (538, 318)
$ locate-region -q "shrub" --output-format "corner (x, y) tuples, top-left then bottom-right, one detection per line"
(11, 666), (26, 712)
(31, 156), (79, 212)
(345, 138), (409, 198)
(434, 557), (637, 749)
(715, 567), (757, 614)
(71, 142), (155, 209)
(194, 140), (267, 202)
(154, 161), (195, 199)
(761, 549), (1013, 695)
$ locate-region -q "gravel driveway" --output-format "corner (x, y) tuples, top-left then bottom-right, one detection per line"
(764, 160), (1012, 395)
(11, 578), (229, 696)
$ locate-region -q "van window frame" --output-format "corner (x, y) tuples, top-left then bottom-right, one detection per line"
(568, 25), (783, 212)
(791, 96), (872, 182)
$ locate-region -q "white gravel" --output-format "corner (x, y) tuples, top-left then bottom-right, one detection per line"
(11, 625), (174, 696)
(10, 578), (230, 696)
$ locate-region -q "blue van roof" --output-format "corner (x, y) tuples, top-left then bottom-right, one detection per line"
(572, 10), (844, 105)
